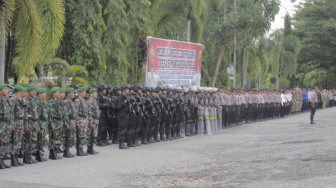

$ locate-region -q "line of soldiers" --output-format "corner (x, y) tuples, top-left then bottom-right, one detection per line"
(0, 84), (100, 169)
(1, 83), (334, 168)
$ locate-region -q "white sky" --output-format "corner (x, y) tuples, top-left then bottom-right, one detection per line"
(269, 0), (304, 33)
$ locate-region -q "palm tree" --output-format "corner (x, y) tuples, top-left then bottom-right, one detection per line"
(269, 29), (299, 90)
(152, 0), (207, 42)
(46, 58), (89, 87)
(0, 0), (65, 84)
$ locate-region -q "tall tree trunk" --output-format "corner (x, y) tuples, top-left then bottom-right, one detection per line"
(0, 10), (6, 84)
(186, 18), (191, 42)
(135, 38), (139, 83)
(211, 45), (225, 87)
(241, 44), (246, 88)
(276, 61), (280, 90)
(233, 0), (237, 88)
(211, 0), (228, 87)
(5, 17), (15, 83)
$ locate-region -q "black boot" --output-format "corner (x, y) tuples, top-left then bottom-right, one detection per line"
(1, 158), (11, 168)
(63, 148), (75, 158)
(55, 145), (63, 153)
(23, 152), (33, 164)
(104, 140), (112, 145)
(15, 153), (24, 166)
(10, 154), (19, 167)
(119, 142), (129, 149)
(87, 146), (98, 155)
(97, 140), (107, 147)
(80, 147), (88, 156)
(35, 150), (47, 162)
(0, 158), (6, 169)
(49, 149), (58, 160)
(28, 152), (37, 163)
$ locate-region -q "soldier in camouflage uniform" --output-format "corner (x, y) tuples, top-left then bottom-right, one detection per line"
(23, 84), (38, 164)
(0, 84), (13, 169)
(62, 87), (77, 158)
(47, 87), (63, 160)
(35, 87), (48, 162)
(74, 87), (89, 156)
(86, 88), (100, 154)
(8, 85), (26, 167)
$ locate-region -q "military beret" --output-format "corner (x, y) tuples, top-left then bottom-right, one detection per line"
(0, 83), (7, 90)
(89, 88), (97, 94)
(36, 87), (46, 94)
(26, 84), (35, 92)
(13, 85), (24, 92)
(66, 87), (74, 93)
(60, 88), (66, 93)
(50, 87), (60, 93)
(22, 87), (27, 92)
(78, 87), (86, 92)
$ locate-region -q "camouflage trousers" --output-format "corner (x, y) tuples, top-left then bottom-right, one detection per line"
(62, 125), (75, 148)
(86, 123), (98, 147)
(77, 120), (88, 147)
(48, 127), (62, 150)
(0, 124), (10, 156)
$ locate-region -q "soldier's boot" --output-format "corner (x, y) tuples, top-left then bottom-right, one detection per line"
(49, 149), (58, 160)
(97, 140), (107, 147)
(160, 134), (167, 141)
(104, 140), (112, 145)
(28, 152), (37, 163)
(87, 146), (99, 155)
(119, 142), (129, 149)
(0, 156), (10, 169)
(55, 145), (63, 153)
(80, 147), (88, 156)
(10, 154), (19, 167)
(35, 151), (47, 162)
(63, 148), (75, 158)
(185, 123), (191, 136)
(15, 152), (24, 166)
(18, 149), (24, 158)
(23, 152), (33, 164)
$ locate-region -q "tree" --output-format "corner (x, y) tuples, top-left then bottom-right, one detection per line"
(152, 0), (207, 42)
(47, 58), (89, 87)
(293, 0), (336, 88)
(0, 0), (65, 84)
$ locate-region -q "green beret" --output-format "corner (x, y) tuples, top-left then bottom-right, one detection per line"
(0, 83), (7, 90)
(50, 87), (60, 93)
(60, 88), (66, 93)
(22, 87), (27, 92)
(65, 87), (74, 93)
(13, 85), (24, 92)
(89, 88), (97, 94)
(78, 87), (86, 92)
(36, 87), (46, 94)
(26, 84), (35, 92)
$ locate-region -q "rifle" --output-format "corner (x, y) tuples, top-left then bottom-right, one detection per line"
(11, 131), (15, 155)
(90, 126), (94, 146)
(50, 130), (55, 150)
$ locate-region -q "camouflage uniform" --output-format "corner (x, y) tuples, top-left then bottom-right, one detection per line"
(35, 97), (48, 150)
(9, 97), (27, 151)
(74, 97), (89, 147)
(87, 97), (100, 147)
(47, 98), (63, 150)
(63, 98), (77, 148)
(25, 95), (39, 156)
(0, 97), (13, 158)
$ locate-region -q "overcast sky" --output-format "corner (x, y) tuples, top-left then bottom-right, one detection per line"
(270, 0), (304, 33)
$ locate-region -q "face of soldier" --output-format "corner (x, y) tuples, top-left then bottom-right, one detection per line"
(19, 90), (25, 98)
(163, 90), (167, 95)
(124, 89), (129, 95)
(78, 91), (86, 98)
(53, 91), (60, 99)
(39, 92), (46, 100)
(67, 92), (74, 99)
(90, 92), (98, 99)
(117, 90), (121, 95)
(1, 87), (9, 98)
(130, 90), (134, 94)
(28, 90), (35, 97)
(60, 92), (65, 100)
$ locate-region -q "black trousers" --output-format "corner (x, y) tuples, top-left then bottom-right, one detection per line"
(310, 107), (316, 122)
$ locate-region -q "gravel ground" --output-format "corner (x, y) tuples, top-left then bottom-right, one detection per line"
(0, 107), (336, 188)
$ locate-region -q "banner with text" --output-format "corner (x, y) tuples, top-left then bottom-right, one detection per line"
(146, 37), (204, 88)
